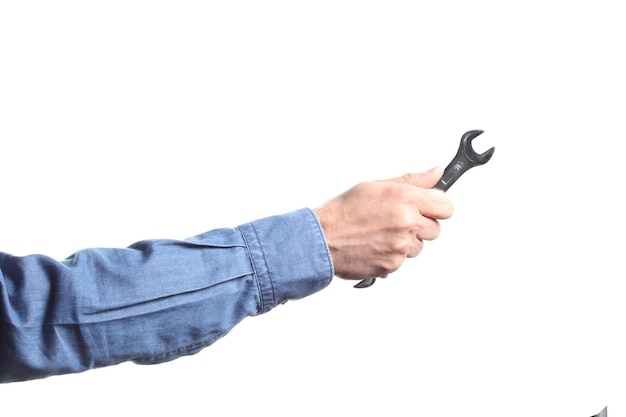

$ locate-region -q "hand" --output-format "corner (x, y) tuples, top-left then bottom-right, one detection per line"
(314, 167), (454, 280)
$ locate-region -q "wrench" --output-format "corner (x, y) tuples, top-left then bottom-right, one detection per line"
(353, 129), (495, 289)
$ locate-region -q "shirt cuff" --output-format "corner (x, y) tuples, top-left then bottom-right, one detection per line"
(237, 208), (334, 314)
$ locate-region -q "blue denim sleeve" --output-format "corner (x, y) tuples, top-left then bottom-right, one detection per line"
(0, 208), (333, 383)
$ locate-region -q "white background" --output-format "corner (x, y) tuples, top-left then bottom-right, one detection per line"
(1, 2), (624, 416)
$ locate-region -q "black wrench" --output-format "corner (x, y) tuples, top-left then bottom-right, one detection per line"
(353, 129), (495, 289)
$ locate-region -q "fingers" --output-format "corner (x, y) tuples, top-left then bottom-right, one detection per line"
(412, 216), (442, 241)
(383, 166), (443, 188)
(381, 167), (455, 219)
(376, 232), (424, 276)
(405, 238), (424, 258)
(416, 189), (455, 220)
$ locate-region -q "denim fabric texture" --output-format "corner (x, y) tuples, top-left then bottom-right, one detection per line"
(0, 208), (333, 383)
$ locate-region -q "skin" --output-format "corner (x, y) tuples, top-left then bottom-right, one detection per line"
(314, 166), (454, 280)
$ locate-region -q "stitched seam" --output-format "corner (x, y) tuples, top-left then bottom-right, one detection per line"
(236, 225), (263, 313)
(249, 221), (275, 311)
(305, 208), (335, 282)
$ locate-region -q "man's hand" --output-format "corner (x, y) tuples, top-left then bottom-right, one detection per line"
(314, 167), (454, 280)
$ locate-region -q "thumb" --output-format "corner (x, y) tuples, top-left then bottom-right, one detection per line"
(383, 166), (444, 188)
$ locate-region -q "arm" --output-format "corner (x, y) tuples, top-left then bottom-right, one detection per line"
(0, 208), (332, 383)
(0, 168), (453, 383)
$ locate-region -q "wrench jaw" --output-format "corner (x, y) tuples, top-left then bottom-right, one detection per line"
(461, 130), (495, 166)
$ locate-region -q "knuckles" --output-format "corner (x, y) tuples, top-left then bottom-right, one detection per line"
(376, 253), (406, 274)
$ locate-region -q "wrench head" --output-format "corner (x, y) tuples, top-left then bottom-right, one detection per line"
(353, 277), (376, 288)
(460, 130), (495, 166)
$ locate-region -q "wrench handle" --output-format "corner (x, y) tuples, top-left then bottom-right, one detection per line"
(434, 156), (471, 192)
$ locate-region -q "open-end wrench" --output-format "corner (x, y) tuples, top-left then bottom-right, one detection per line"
(353, 129), (495, 288)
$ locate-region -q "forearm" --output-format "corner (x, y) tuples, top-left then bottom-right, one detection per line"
(0, 208), (333, 383)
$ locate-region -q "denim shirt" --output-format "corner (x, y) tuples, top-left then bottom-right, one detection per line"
(0, 208), (334, 383)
